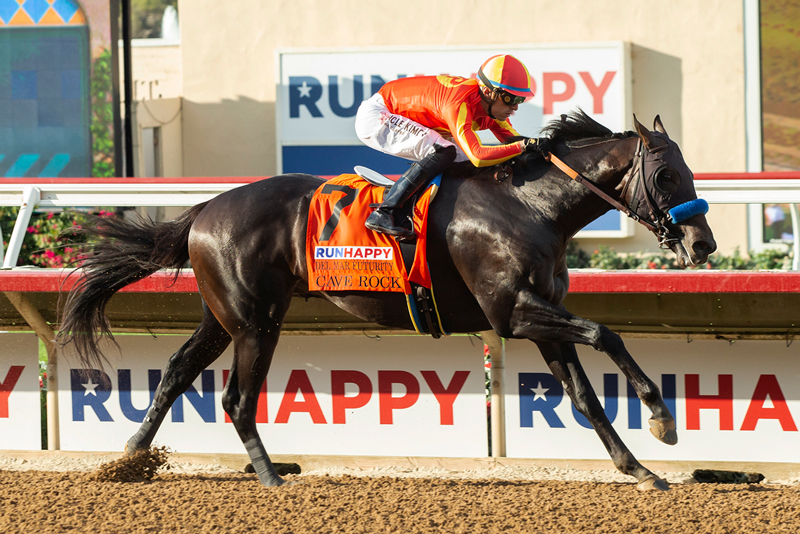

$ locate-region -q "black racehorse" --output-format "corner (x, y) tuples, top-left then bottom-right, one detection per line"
(59, 110), (716, 491)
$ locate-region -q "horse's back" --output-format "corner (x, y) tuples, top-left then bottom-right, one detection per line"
(189, 173), (323, 282)
(198, 173), (321, 227)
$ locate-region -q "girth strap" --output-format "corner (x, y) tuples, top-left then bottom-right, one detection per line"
(398, 239), (446, 339)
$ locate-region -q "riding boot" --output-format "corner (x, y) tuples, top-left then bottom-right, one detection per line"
(366, 145), (456, 237)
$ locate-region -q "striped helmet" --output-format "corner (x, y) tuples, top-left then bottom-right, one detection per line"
(477, 54), (534, 97)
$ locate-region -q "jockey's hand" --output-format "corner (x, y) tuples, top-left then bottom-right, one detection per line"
(523, 137), (553, 156)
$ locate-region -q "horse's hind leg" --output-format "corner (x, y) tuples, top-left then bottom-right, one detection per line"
(223, 328), (286, 486)
(126, 299), (231, 453)
(218, 274), (296, 487)
(535, 340), (668, 491)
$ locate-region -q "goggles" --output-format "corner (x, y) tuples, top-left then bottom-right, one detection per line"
(496, 90), (526, 106)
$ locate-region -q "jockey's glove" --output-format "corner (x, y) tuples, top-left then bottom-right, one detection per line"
(523, 137), (553, 156)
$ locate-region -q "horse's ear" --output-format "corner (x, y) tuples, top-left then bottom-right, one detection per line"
(633, 114), (664, 151)
(653, 115), (668, 136)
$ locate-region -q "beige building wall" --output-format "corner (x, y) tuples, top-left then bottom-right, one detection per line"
(129, 40), (183, 100)
(172, 0), (748, 255)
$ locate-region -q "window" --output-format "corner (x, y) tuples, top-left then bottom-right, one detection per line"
(750, 0), (800, 250)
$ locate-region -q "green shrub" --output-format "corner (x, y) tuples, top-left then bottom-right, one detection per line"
(0, 208), (112, 268)
(568, 243), (793, 270)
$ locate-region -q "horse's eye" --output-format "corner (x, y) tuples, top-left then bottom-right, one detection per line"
(653, 166), (681, 194)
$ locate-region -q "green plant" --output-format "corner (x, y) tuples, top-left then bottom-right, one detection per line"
(588, 245), (637, 269)
(566, 241), (591, 268)
(566, 244), (794, 271)
(91, 49), (115, 178)
(0, 208), (112, 267)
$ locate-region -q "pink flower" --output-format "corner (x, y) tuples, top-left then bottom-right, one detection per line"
(65, 247), (73, 253)
(44, 250), (56, 258)
(27, 226), (36, 233)
(46, 212), (54, 220)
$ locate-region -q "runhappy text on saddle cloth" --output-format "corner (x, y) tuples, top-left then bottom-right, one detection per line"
(306, 174), (434, 293)
(314, 246), (394, 261)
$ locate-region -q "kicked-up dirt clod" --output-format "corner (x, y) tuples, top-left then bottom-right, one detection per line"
(85, 445), (171, 483)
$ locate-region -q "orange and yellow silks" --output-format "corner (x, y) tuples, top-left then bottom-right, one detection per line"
(306, 174), (435, 293)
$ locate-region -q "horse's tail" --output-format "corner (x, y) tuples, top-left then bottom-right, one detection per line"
(58, 202), (209, 369)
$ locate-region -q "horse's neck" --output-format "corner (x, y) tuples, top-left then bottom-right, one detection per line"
(534, 136), (638, 238)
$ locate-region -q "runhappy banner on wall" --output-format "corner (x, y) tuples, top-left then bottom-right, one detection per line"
(0, 333), (41, 450)
(277, 43), (632, 236)
(505, 338), (800, 463)
(58, 334), (488, 457)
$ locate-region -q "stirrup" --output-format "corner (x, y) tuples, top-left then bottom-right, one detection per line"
(365, 221), (415, 238)
(365, 211), (414, 238)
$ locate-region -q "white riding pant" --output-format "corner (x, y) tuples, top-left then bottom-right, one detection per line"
(354, 93), (470, 163)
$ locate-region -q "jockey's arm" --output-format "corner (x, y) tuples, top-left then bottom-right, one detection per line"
(448, 102), (524, 168)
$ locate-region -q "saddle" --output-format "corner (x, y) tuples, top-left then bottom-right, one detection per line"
(305, 168), (448, 338)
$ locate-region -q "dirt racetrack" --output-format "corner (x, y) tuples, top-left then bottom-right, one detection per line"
(2, 466), (800, 534)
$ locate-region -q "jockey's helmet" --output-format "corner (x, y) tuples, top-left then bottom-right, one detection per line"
(477, 54), (534, 102)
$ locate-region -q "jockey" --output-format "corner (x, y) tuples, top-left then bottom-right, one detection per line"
(355, 54), (552, 237)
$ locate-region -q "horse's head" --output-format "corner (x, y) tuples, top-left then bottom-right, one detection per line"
(622, 116), (717, 268)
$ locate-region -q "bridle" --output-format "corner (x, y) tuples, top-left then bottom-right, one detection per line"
(545, 138), (691, 250)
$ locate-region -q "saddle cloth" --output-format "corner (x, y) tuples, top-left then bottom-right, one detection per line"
(306, 173), (437, 293)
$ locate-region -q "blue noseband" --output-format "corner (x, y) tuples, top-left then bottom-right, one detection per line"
(668, 198), (709, 224)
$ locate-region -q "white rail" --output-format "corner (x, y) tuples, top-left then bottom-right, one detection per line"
(0, 180), (252, 268)
(0, 182), (250, 209)
(1, 176), (799, 268)
(696, 179), (800, 203)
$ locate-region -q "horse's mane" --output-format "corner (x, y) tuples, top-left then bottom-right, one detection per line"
(541, 108), (633, 146)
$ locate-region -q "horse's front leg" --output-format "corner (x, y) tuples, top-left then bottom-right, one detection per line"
(535, 340), (668, 491)
(501, 290), (676, 446)
(488, 290), (674, 490)
(591, 324), (677, 445)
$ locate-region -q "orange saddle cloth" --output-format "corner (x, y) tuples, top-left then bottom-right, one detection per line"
(306, 174), (437, 294)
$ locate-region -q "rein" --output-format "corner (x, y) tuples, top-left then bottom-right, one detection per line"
(545, 147), (680, 248)
(545, 150), (657, 232)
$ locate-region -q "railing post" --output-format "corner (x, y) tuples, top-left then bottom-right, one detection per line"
(482, 330), (506, 457)
(790, 204), (799, 271)
(3, 291), (59, 450)
(2, 186), (41, 269)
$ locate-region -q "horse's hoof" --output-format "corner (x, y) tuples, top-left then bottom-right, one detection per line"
(124, 441), (138, 456)
(256, 473), (288, 487)
(649, 418), (678, 445)
(637, 475), (669, 491)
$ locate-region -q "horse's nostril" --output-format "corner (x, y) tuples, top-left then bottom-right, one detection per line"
(693, 240), (716, 256)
